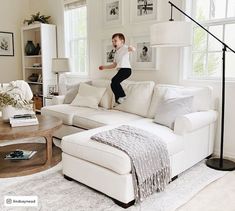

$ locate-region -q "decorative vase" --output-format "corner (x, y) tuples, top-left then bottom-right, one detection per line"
(28, 73), (38, 82)
(25, 40), (36, 56)
(34, 43), (41, 55)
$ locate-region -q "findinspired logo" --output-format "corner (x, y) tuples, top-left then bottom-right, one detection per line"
(4, 196), (38, 207)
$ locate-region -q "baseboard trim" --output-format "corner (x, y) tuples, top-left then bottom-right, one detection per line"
(213, 150), (235, 160)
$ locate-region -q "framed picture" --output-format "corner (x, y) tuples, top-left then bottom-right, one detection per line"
(0, 31), (14, 56)
(47, 85), (56, 96)
(102, 39), (116, 64)
(103, 0), (123, 26)
(130, 36), (156, 70)
(130, 0), (158, 23)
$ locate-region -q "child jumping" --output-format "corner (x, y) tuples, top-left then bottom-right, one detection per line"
(99, 33), (135, 104)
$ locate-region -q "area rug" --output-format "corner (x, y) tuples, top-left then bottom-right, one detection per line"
(0, 160), (227, 211)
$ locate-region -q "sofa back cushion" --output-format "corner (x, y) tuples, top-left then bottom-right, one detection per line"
(148, 84), (213, 119)
(92, 79), (113, 109)
(114, 80), (155, 117)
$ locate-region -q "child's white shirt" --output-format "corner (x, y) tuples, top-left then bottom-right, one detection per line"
(113, 45), (131, 69)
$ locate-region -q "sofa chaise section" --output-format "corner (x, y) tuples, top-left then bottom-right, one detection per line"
(62, 109), (217, 206)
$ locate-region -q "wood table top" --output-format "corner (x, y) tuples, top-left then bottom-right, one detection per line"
(0, 115), (62, 140)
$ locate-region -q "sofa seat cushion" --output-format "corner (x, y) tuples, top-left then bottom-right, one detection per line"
(62, 119), (183, 175)
(73, 110), (142, 129)
(41, 104), (98, 125)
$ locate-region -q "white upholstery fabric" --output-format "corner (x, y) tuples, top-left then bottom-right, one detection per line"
(92, 79), (113, 109)
(148, 84), (213, 119)
(41, 104), (98, 125)
(73, 109), (142, 129)
(59, 80), (218, 205)
(62, 118), (183, 175)
(174, 110), (218, 135)
(154, 96), (194, 129)
(114, 81), (155, 117)
(72, 95), (100, 109)
(51, 95), (65, 105)
(62, 153), (135, 203)
(71, 83), (106, 109)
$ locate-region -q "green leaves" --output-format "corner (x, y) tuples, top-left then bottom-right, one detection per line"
(23, 12), (51, 25)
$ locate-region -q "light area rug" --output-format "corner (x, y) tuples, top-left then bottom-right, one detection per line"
(177, 167), (235, 211)
(0, 159), (227, 211)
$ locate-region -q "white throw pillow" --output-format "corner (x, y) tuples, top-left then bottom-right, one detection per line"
(71, 83), (106, 109)
(154, 93), (193, 129)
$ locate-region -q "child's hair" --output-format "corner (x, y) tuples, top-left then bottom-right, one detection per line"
(112, 33), (125, 43)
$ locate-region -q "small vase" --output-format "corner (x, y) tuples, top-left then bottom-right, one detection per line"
(34, 43), (41, 55)
(25, 40), (36, 56)
(1, 106), (15, 122)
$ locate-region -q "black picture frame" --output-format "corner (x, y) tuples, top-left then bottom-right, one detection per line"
(0, 31), (14, 56)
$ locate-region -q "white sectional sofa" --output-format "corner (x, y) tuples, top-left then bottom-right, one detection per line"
(41, 79), (218, 208)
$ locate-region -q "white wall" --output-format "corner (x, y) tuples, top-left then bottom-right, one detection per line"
(26, 0), (235, 157)
(87, 0), (182, 84)
(29, 0), (65, 57)
(0, 0), (30, 83)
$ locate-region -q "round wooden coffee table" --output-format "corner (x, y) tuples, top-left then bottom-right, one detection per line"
(0, 115), (62, 178)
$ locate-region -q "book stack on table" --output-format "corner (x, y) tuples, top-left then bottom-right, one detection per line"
(9, 114), (39, 127)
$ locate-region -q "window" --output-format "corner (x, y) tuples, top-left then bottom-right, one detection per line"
(188, 0), (235, 79)
(64, 0), (88, 75)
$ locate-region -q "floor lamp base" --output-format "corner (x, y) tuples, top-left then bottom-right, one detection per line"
(206, 158), (235, 171)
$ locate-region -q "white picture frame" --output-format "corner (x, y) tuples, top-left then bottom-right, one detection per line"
(103, 0), (123, 27)
(130, 0), (158, 23)
(102, 39), (116, 65)
(130, 35), (156, 70)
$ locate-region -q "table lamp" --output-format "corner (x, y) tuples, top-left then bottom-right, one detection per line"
(51, 58), (71, 95)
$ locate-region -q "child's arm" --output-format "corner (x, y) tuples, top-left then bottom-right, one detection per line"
(128, 46), (136, 52)
(99, 62), (117, 70)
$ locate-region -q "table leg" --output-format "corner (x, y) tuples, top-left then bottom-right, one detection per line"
(44, 134), (53, 167)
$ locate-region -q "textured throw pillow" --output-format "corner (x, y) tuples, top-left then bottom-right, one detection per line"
(64, 88), (79, 104)
(71, 83), (106, 109)
(154, 95), (193, 129)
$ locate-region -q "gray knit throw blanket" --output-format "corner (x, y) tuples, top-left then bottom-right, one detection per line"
(90, 125), (171, 203)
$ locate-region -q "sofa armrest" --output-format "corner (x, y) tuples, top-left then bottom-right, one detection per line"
(174, 110), (218, 135)
(51, 95), (65, 105)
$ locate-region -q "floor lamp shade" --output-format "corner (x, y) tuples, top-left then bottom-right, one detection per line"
(150, 21), (193, 47)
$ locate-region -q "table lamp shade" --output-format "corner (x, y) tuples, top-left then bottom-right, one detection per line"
(150, 21), (193, 47)
(52, 58), (71, 73)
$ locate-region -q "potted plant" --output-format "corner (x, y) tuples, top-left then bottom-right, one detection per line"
(23, 12), (51, 25)
(0, 85), (33, 121)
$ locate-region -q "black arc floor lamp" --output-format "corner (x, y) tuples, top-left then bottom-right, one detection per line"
(150, 1), (235, 171)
